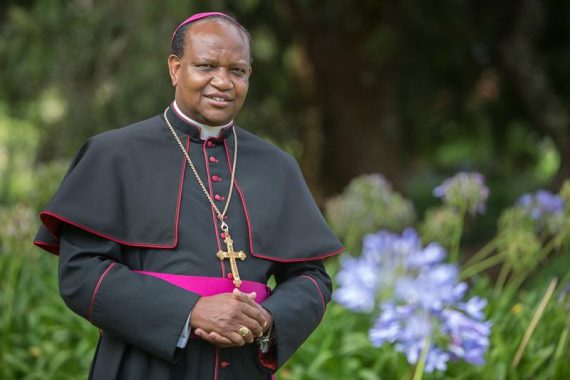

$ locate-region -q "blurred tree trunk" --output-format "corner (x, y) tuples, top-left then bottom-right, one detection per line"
(286, 0), (404, 195)
(500, 0), (570, 186)
(292, 42), (325, 203)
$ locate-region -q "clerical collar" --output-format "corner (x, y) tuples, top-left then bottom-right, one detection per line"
(167, 101), (234, 142)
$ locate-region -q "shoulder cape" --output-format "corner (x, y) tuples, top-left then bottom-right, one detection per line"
(33, 114), (344, 262)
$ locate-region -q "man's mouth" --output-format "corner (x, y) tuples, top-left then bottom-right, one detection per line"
(205, 94), (233, 103)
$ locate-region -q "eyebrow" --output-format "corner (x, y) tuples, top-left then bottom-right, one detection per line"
(191, 57), (250, 66)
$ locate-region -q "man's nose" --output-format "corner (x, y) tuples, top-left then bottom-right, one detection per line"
(210, 68), (233, 90)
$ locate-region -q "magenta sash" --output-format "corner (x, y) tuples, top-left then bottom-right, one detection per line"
(134, 271), (270, 303)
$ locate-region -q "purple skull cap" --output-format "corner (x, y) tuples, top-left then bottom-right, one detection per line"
(171, 12), (242, 45)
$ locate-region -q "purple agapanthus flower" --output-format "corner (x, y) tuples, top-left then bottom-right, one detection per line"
(433, 172), (489, 215)
(517, 190), (565, 220)
(335, 229), (491, 373)
(441, 308), (491, 365)
(334, 256), (378, 312)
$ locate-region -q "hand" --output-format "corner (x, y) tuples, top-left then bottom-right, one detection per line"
(190, 290), (267, 347)
(232, 288), (273, 334)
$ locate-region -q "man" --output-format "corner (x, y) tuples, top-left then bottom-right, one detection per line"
(33, 12), (343, 380)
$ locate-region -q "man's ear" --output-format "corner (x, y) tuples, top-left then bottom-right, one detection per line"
(167, 54), (181, 87)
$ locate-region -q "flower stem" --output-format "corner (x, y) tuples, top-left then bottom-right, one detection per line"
(512, 278), (558, 368)
(463, 237), (498, 268)
(460, 254), (504, 280)
(449, 210), (465, 263)
(507, 238), (557, 292)
(412, 336), (431, 380)
(494, 262), (511, 293)
(553, 327), (569, 360)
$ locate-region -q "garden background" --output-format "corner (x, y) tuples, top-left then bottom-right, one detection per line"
(1, 0), (569, 379)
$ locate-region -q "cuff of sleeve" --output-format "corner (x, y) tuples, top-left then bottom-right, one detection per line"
(256, 316), (277, 371)
(257, 350), (277, 372)
(176, 312), (192, 348)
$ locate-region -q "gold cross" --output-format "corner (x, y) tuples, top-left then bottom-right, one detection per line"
(216, 233), (247, 288)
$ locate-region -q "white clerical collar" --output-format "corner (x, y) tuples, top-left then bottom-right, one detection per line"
(172, 100), (233, 139)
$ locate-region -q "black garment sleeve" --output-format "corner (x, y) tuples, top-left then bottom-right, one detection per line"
(260, 260), (332, 369)
(58, 224), (200, 362)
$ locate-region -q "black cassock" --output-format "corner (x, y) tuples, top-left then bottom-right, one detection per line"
(34, 106), (344, 380)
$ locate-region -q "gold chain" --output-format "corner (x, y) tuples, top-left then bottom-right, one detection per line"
(163, 108), (237, 232)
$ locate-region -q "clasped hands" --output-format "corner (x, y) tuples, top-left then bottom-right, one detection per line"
(190, 288), (272, 348)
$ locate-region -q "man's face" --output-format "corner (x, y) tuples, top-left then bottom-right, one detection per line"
(168, 19), (252, 126)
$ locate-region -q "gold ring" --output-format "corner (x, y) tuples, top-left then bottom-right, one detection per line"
(238, 326), (250, 338)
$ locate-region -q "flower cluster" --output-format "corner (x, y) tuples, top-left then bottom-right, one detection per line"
(326, 174), (416, 251)
(335, 229), (491, 372)
(433, 172), (489, 215)
(420, 207), (463, 248)
(517, 190), (564, 219)
(517, 190), (565, 233)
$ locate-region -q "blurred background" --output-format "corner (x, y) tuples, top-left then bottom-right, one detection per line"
(1, 0), (569, 379)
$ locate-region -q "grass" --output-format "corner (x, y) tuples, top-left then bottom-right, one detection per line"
(0, 250), (97, 380)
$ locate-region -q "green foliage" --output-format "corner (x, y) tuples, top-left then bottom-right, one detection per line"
(283, 265), (570, 380)
(0, 107), (40, 205)
(0, 106), (86, 378)
(279, 291), (410, 380)
(555, 182), (570, 249)
(0, 204), (97, 380)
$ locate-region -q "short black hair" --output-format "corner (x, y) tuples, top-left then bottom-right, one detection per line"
(170, 15), (252, 61)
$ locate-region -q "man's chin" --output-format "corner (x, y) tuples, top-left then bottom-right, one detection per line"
(202, 112), (236, 127)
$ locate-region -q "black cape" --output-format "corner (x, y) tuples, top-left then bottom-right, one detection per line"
(34, 107), (344, 379)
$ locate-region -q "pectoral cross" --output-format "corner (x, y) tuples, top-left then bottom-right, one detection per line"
(216, 233), (247, 288)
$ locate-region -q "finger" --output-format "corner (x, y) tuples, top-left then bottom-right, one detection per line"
(195, 328), (235, 346)
(194, 329), (211, 341)
(232, 315), (261, 339)
(195, 329), (234, 347)
(244, 326), (256, 344)
(238, 303), (267, 331)
(232, 291), (264, 316)
(227, 331), (246, 346)
(232, 290), (266, 318)
(208, 331), (234, 346)
(202, 318), (246, 346)
(195, 329), (233, 345)
(231, 291), (267, 329)
(233, 288), (257, 304)
(237, 325), (256, 344)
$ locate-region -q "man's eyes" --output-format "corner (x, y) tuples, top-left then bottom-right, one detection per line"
(194, 64), (247, 75)
(231, 68), (247, 75)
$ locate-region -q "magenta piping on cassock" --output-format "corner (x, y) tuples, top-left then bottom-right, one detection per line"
(89, 262), (116, 322)
(134, 271), (271, 303)
(222, 139), (345, 262)
(300, 275), (326, 315)
(35, 135), (190, 255)
(32, 240), (60, 254)
(170, 101), (204, 140)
